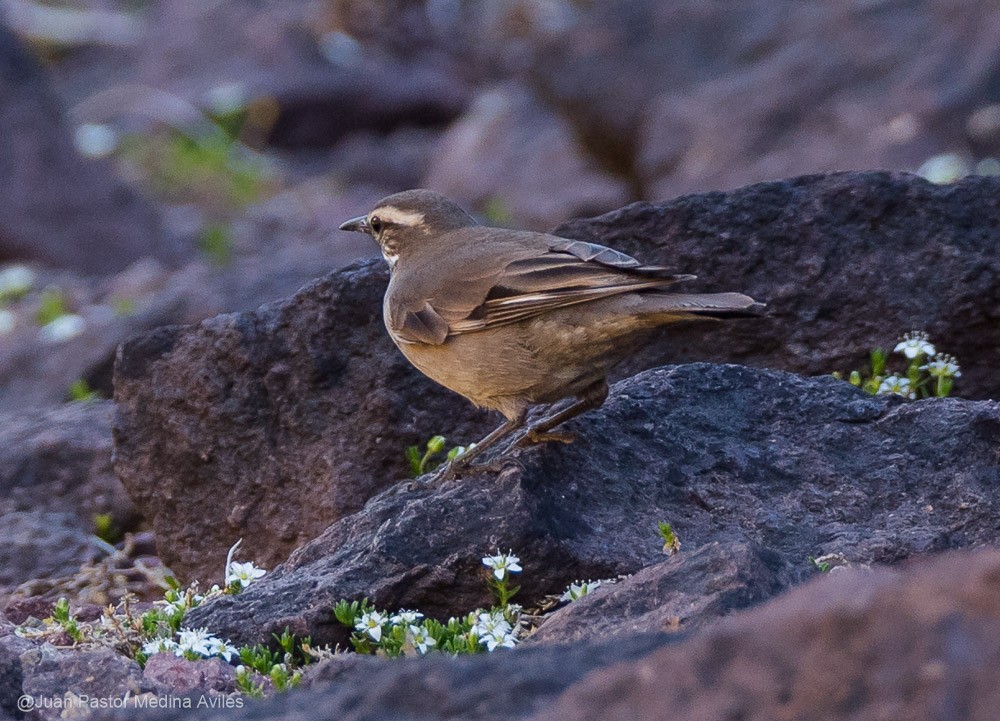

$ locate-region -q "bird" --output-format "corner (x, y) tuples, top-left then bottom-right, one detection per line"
(339, 189), (763, 477)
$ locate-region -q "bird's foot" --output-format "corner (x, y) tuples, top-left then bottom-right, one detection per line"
(516, 429), (576, 447)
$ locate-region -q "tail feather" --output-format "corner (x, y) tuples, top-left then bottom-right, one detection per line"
(646, 291), (765, 317)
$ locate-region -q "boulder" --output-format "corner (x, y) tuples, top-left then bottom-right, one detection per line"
(186, 364), (1000, 647)
(533, 550), (1000, 721)
(0, 402), (132, 527)
(525, 0), (1000, 198)
(0, 24), (181, 274)
(115, 171), (1000, 588)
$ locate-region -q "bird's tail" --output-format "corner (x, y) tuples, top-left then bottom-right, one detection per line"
(638, 292), (766, 321)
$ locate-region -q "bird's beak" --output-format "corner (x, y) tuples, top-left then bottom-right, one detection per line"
(339, 215), (370, 234)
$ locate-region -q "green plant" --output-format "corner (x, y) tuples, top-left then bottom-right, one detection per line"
(69, 379), (100, 403)
(198, 223), (234, 266)
(658, 521), (681, 556)
(405, 436), (468, 477)
(834, 331), (960, 399)
(93, 513), (120, 544)
(50, 597), (84, 644)
(35, 287), (70, 326)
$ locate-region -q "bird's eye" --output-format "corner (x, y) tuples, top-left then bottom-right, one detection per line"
(369, 215), (383, 234)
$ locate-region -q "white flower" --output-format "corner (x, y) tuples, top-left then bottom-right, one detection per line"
(355, 611), (387, 642)
(74, 123), (119, 158)
(480, 629), (518, 652)
(204, 636), (236, 662)
(877, 375), (915, 399)
(142, 637), (179, 656)
(408, 625), (436, 654)
(0, 309), (15, 335)
(0, 265), (35, 297)
(473, 611), (512, 637)
(39, 314), (85, 343)
(560, 579), (603, 602)
(482, 550), (522, 580)
(390, 610), (423, 625)
(893, 331), (935, 359)
(226, 561), (266, 589)
(921, 353), (961, 379)
(176, 627), (218, 657)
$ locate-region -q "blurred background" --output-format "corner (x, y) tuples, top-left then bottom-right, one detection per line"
(1, 0), (999, 409)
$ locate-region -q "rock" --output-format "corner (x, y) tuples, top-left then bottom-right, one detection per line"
(532, 549), (1000, 721)
(0, 512), (95, 592)
(185, 363), (1000, 647)
(554, 171), (1000, 400)
(112, 261), (495, 585)
(528, 541), (786, 644)
(423, 84), (629, 230)
(19, 645), (145, 721)
(525, 0), (1000, 198)
(0, 25), (181, 274)
(142, 655), (236, 695)
(115, 171), (1000, 588)
(0, 402), (134, 530)
(0, 626), (33, 719)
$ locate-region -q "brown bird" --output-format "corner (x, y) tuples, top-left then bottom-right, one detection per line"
(340, 189), (762, 476)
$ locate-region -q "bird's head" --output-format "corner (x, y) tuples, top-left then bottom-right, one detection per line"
(339, 189), (478, 268)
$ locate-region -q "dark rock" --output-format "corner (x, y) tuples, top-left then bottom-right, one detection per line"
(0, 512), (94, 592)
(112, 261), (494, 584)
(423, 83), (629, 230)
(2, 597), (54, 626)
(0, 402), (134, 530)
(116, 171), (1000, 588)
(0, 25), (181, 274)
(0, 626), (33, 719)
(529, 541), (785, 644)
(555, 171), (1000, 400)
(532, 550), (1000, 721)
(142, 655), (236, 695)
(526, 0), (1000, 198)
(19, 646), (144, 721)
(186, 364), (1000, 647)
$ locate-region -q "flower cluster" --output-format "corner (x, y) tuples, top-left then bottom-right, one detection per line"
(334, 550), (525, 658)
(142, 627), (236, 662)
(840, 331), (960, 400)
(473, 610), (518, 651)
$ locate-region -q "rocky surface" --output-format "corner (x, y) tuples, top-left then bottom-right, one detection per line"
(4, 550), (988, 721)
(533, 550), (1000, 721)
(113, 170), (1000, 589)
(0, 402), (131, 527)
(185, 363), (1000, 647)
(0, 25), (182, 274)
(526, 0), (1000, 200)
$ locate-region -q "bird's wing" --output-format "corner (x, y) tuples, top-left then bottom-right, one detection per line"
(390, 236), (693, 344)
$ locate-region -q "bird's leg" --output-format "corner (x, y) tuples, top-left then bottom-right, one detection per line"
(517, 380), (609, 446)
(432, 410), (527, 481)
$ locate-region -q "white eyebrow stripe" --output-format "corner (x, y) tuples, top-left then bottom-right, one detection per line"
(374, 207), (425, 227)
